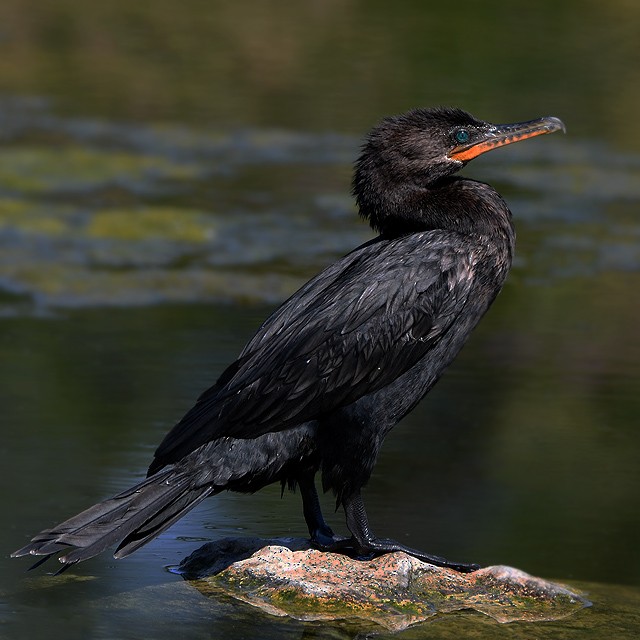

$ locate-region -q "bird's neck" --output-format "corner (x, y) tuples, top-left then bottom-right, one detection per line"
(358, 176), (516, 260)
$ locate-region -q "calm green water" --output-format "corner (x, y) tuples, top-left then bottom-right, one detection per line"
(1, 2), (639, 638)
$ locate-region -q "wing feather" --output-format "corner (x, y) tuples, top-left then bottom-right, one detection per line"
(151, 231), (479, 471)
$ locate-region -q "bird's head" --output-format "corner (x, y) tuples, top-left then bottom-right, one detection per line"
(353, 107), (565, 234)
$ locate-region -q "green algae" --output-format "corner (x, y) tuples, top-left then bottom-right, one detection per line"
(0, 146), (200, 192)
(86, 208), (216, 243)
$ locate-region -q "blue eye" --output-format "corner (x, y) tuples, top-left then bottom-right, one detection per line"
(454, 129), (470, 144)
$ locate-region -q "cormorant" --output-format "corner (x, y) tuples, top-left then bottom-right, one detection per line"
(13, 107), (565, 573)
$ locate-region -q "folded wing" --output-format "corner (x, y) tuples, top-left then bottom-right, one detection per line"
(150, 231), (479, 473)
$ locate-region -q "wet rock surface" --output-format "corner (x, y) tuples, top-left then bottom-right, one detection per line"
(175, 537), (591, 632)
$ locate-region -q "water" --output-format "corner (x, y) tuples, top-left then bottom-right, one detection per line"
(1, 1), (639, 638)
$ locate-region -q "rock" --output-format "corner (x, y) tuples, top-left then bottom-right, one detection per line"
(174, 536), (312, 580)
(174, 537), (590, 632)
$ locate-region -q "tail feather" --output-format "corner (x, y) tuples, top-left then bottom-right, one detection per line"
(114, 486), (215, 559)
(12, 468), (212, 567)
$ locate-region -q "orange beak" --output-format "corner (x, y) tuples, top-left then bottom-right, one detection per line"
(449, 116), (566, 162)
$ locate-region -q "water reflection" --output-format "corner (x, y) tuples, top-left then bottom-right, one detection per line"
(0, 1), (639, 145)
(1, 101), (639, 312)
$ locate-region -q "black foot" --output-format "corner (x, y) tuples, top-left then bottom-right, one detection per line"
(358, 537), (479, 573)
(340, 491), (480, 573)
(312, 534), (371, 559)
(299, 473), (350, 551)
(309, 524), (349, 550)
(315, 534), (477, 572)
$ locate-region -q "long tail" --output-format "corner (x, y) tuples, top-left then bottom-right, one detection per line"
(12, 467), (214, 570)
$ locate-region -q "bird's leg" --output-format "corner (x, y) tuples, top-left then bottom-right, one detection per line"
(342, 491), (479, 573)
(298, 473), (345, 548)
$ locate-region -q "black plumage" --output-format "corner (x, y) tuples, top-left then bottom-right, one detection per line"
(13, 107), (564, 573)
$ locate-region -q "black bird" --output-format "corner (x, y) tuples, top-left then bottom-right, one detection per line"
(13, 107), (564, 573)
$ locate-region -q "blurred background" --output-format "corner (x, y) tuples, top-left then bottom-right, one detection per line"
(1, 2), (639, 639)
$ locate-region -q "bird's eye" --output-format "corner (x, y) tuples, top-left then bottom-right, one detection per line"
(454, 129), (470, 144)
